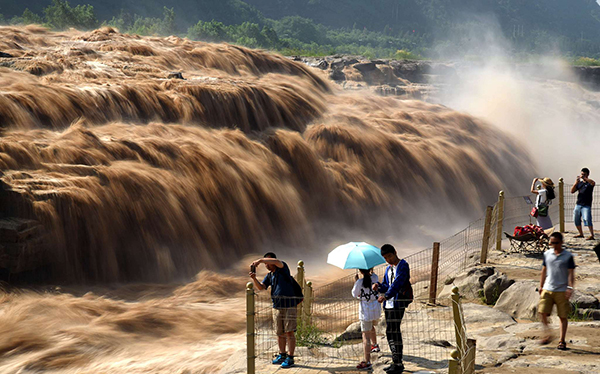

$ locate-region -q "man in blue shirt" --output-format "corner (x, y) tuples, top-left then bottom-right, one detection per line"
(249, 253), (298, 368)
(538, 232), (575, 350)
(571, 167), (595, 240)
(373, 244), (412, 374)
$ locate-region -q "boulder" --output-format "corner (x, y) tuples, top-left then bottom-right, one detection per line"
(330, 69), (346, 81)
(461, 303), (515, 328)
(309, 60), (328, 70)
(439, 266), (495, 300)
(335, 321), (362, 341)
(167, 72), (184, 79)
(571, 289), (599, 309)
(483, 272), (515, 305)
(494, 281), (540, 320)
(353, 62), (377, 73)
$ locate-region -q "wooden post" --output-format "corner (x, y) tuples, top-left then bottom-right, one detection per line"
(465, 338), (477, 374)
(495, 191), (505, 252)
(448, 349), (461, 374)
(451, 286), (467, 360)
(246, 282), (256, 374)
(480, 206), (493, 264)
(296, 260), (305, 324)
(428, 242), (440, 305)
(303, 281), (313, 324)
(559, 178), (565, 233)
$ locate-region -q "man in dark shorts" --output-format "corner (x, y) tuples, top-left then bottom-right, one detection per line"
(571, 167), (595, 240)
(249, 252), (298, 369)
(538, 232), (575, 350)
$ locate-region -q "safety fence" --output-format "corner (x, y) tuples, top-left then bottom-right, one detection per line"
(246, 177), (600, 374)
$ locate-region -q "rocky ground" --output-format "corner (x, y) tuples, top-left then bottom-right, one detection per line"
(221, 233), (600, 374)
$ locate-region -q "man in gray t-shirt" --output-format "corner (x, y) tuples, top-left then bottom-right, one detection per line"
(538, 232), (575, 350)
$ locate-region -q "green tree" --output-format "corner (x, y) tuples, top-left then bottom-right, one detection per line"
(44, 0), (98, 30)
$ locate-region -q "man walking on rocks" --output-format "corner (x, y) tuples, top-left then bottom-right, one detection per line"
(571, 167), (595, 240)
(538, 232), (575, 350)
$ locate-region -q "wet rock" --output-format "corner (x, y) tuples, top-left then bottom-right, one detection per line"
(483, 272), (515, 305)
(353, 62), (377, 73)
(167, 72), (184, 79)
(494, 281), (540, 320)
(330, 69), (346, 81)
(309, 60), (328, 70)
(0, 52), (13, 58)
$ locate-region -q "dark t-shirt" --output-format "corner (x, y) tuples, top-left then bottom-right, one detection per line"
(262, 261), (296, 309)
(576, 181), (594, 207)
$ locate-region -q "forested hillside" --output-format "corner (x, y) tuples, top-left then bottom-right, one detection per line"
(2, 0), (600, 59)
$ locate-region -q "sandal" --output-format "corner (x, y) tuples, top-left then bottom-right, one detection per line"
(574, 234), (584, 238)
(356, 361), (372, 370)
(557, 341), (567, 350)
(586, 236), (596, 241)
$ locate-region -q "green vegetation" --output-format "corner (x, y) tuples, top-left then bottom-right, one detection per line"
(568, 302), (593, 321)
(9, 0), (98, 30)
(295, 319), (327, 348)
(4, 0), (600, 61)
(572, 57), (600, 66)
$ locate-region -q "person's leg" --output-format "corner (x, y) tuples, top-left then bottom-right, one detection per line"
(574, 205), (584, 237)
(582, 206), (594, 238)
(559, 317), (568, 343)
(386, 307), (405, 368)
(371, 326), (378, 346)
(538, 291), (553, 343)
(286, 331), (296, 357)
(362, 331), (371, 363)
(275, 309), (287, 356)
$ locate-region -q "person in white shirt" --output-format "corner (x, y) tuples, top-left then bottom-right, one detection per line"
(530, 177), (555, 230)
(352, 268), (381, 370)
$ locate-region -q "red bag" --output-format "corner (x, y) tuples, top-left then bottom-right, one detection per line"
(530, 206), (539, 218)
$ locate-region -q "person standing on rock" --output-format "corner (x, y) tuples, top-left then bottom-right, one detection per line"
(373, 244), (413, 374)
(538, 232), (575, 350)
(249, 253), (299, 369)
(531, 177), (555, 230)
(352, 268), (381, 370)
(571, 168), (595, 240)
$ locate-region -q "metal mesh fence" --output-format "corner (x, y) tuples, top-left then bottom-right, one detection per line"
(564, 184), (600, 224)
(254, 294), (462, 372)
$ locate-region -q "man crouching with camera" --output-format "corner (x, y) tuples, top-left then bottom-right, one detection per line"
(250, 252), (299, 369)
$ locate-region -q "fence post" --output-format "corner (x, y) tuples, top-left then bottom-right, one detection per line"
(465, 338), (477, 374)
(448, 350), (461, 374)
(495, 191), (505, 252)
(451, 286), (467, 363)
(303, 281), (313, 324)
(559, 178), (565, 233)
(428, 242), (440, 305)
(480, 206), (493, 264)
(246, 282), (256, 374)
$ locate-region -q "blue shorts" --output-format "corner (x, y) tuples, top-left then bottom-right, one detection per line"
(574, 204), (593, 227)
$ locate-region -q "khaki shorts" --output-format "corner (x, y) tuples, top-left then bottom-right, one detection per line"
(538, 290), (570, 318)
(275, 307), (297, 336)
(360, 319), (379, 332)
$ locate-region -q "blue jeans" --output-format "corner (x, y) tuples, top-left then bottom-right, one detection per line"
(574, 204), (593, 227)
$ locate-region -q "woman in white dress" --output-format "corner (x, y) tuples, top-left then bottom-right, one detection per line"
(530, 177), (555, 230)
(352, 268), (382, 370)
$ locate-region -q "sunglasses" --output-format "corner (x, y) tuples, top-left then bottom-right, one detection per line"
(549, 241), (561, 245)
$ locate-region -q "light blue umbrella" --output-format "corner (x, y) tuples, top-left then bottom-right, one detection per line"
(327, 242), (386, 270)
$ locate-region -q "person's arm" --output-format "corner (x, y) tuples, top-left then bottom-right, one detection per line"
(351, 279), (362, 298)
(571, 177), (580, 194)
(566, 256), (576, 299)
(531, 178), (539, 194)
(583, 177), (596, 187)
(384, 261), (410, 300)
(249, 272), (267, 291)
(539, 265), (546, 295)
(378, 267), (389, 293)
(251, 258), (283, 269)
